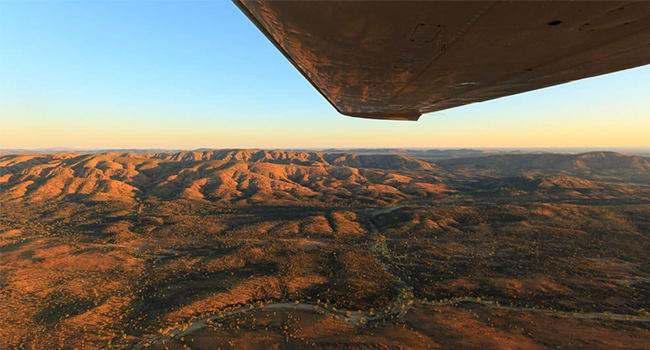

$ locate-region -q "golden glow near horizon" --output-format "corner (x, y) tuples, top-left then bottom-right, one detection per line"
(2, 107), (648, 150)
(2, 77), (649, 150)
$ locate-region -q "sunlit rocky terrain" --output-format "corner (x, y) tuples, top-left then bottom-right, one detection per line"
(1, 150), (649, 349)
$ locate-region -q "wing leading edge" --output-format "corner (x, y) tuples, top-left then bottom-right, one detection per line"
(234, 1), (650, 121)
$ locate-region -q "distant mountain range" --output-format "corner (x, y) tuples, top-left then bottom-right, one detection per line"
(0, 150), (442, 205)
(2, 147), (650, 158)
(1, 150), (648, 204)
(436, 151), (650, 184)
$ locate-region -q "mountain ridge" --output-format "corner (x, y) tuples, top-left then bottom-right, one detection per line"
(437, 151), (650, 183)
(2, 150), (648, 204)
(0, 150), (441, 204)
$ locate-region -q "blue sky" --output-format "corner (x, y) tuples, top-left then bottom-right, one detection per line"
(1, 1), (649, 149)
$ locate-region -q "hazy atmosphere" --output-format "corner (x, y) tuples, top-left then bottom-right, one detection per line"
(2, 2), (650, 349)
(1, 1), (649, 149)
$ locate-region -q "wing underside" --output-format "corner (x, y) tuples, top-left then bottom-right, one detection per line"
(234, 1), (650, 120)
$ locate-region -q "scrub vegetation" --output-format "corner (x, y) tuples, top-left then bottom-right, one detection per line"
(1, 150), (649, 349)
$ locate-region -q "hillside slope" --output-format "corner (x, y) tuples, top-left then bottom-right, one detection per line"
(0, 150), (444, 205)
(435, 152), (650, 183)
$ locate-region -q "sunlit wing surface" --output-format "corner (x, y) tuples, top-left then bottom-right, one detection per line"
(234, 1), (650, 120)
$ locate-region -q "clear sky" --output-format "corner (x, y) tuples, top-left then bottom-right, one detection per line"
(1, 1), (649, 149)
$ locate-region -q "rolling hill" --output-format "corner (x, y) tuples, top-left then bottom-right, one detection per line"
(436, 151), (650, 183)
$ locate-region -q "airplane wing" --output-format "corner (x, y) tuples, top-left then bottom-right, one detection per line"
(234, 1), (650, 121)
